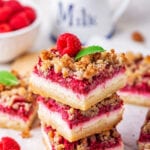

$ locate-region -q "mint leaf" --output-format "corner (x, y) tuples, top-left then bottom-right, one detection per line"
(75, 46), (105, 60)
(0, 71), (19, 86)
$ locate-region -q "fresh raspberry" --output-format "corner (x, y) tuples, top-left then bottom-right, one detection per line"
(0, 23), (11, 33)
(23, 6), (36, 23)
(0, 141), (3, 150)
(1, 137), (20, 150)
(0, 6), (12, 22)
(9, 11), (30, 30)
(0, 0), (4, 7)
(57, 33), (81, 57)
(4, 0), (23, 13)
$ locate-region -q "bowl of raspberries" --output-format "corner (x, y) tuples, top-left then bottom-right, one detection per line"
(0, 0), (41, 63)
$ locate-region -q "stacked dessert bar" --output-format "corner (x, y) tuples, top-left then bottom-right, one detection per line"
(138, 110), (150, 150)
(30, 33), (127, 149)
(118, 52), (150, 107)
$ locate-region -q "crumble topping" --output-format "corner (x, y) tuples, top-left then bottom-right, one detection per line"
(70, 93), (120, 119)
(143, 122), (150, 134)
(38, 49), (126, 80)
(46, 126), (120, 150)
(0, 70), (36, 112)
(21, 130), (31, 138)
(80, 105), (99, 118)
(125, 52), (150, 86)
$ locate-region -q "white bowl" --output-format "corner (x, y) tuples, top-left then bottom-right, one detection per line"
(0, 1), (41, 63)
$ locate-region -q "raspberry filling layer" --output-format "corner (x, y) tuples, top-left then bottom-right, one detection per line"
(0, 96), (36, 121)
(34, 65), (125, 95)
(120, 78), (150, 95)
(139, 133), (150, 142)
(38, 94), (123, 128)
(139, 111), (150, 142)
(44, 125), (122, 150)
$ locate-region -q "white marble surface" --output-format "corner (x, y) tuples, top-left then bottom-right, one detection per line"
(118, 105), (148, 150)
(0, 0), (150, 150)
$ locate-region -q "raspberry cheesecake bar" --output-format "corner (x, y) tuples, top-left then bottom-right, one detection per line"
(38, 93), (123, 142)
(0, 71), (37, 132)
(118, 52), (150, 107)
(30, 33), (126, 110)
(42, 124), (124, 150)
(138, 110), (150, 150)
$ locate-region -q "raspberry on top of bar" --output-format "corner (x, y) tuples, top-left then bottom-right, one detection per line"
(0, 70), (36, 121)
(121, 52), (150, 94)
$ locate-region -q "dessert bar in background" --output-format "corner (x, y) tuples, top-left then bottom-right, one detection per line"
(0, 70), (37, 132)
(118, 52), (150, 107)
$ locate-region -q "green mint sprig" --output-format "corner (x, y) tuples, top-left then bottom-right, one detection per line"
(75, 45), (105, 60)
(0, 71), (19, 86)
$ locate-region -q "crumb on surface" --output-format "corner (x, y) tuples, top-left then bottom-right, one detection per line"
(21, 129), (31, 138)
(132, 31), (144, 42)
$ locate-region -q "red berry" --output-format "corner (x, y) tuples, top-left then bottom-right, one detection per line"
(9, 12), (30, 30)
(57, 33), (81, 57)
(1, 137), (20, 150)
(0, 0), (4, 7)
(4, 0), (23, 13)
(0, 23), (11, 33)
(23, 6), (36, 23)
(0, 6), (12, 22)
(0, 142), (3, 150)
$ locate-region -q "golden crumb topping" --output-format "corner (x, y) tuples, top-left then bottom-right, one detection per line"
(46, 127), (120, 150)
(0, 70), (35, 112)
(21, 130), (31, 138)
(38, 49), (126, 80)
(125, 52), (150, 86)
(67, 93), (120, 120)
(143, 122), (150, 134)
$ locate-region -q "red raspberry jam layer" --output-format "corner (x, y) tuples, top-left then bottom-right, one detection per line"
(139, 111), (150, 142)
(120, 80), (150, 95)
(38, 94), (123, 128)
(44, 125), (122, 150)
(139, 133), (150, 142)
(0, 96), (36, 121)
(34, 64), (125, 95)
